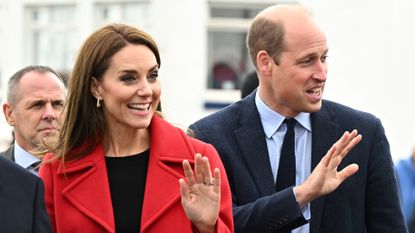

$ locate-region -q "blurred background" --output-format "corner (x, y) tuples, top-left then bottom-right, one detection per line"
(0, 0), (414, 161)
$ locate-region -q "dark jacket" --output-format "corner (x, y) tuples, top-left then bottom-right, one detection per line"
(190, 91), (407, 233)
(0, 155), (51, 233)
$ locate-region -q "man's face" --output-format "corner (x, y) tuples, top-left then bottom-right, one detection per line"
(261, 17), (328, 117)
(3, 71), (66, 151)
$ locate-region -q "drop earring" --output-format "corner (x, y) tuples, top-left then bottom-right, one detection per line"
(96, 98), (101, 107)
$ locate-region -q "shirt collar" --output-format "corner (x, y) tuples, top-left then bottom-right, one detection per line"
(14, 141), (40, 169)
(255, 92), (312, 139)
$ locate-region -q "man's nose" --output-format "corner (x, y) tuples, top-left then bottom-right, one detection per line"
(42, 104), (57, 121)
(312, 61), (327, 82)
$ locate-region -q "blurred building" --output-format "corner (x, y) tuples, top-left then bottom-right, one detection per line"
(0, 0), (287, 149)
(1, 0), (415, 162)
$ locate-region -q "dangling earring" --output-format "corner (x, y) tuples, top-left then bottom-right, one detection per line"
(96, 98), (101, 107)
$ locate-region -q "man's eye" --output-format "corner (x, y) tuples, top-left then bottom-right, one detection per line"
(32, 103), (44, 108)
(300, 59), (312, 64)
(53, 102), (64, 109)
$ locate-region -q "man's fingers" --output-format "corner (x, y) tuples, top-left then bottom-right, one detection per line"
(324, 131), (351, 167)
(332, 131), (352, 156)
(338, 133), (362, 160)
(331, 130), (362, 163)
(337, 164), (359, 182)
(321, 145), (336, 167)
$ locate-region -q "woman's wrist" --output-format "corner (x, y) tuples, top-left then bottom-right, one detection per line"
(194, 221), (216, 233)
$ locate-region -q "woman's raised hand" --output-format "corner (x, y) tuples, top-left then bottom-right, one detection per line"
(180, 153), (221, 233)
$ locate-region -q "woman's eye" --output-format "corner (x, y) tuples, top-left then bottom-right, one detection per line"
(149, 72), (158, 81)
(121, 74), (136, 82)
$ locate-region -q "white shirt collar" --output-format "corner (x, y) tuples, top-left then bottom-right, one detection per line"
(14, 141), (40, 169)
(255, 92), (312, 139)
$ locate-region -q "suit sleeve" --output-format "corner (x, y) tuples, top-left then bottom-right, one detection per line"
(39, 155), (57, 233)
(232, 189), (306, 233)
(365, 119), (408, 233)
(33, 177), (53, 233)
(203, 144), (234, 233)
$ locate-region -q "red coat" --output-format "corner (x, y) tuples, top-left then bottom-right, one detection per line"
(39, 116), (234, 233)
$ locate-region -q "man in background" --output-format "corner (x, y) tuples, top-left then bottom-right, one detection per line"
(190, 4), (406, 233)
(0, 65), (66, 174)
(396, 147), (415, 232)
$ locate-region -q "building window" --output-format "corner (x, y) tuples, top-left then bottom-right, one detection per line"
(94, 1), (151, 30)
(25, 4), (77, 73)
(207, 5), (261, 90)
(207, 2), (299, 91)
(0, 3), (4, 96)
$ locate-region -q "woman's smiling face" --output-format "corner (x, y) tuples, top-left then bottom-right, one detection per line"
(92, 44), (161, 132)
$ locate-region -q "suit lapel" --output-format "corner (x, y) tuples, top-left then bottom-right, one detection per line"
(234, 93), (276, 196)
(140, 116), (194, 232)
(310, 102), (341, 233)
(58, 145), (115, 233)
(0, 147), (16, 195)
(0, 146), (15, 161)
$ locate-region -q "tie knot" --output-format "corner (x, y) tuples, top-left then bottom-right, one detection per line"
(284, 118), (297, 130)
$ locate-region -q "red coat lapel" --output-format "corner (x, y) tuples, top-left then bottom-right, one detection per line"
(140, 116), (196, 232)
(57, 145), (115, 233)
(52, 116), (198, 233)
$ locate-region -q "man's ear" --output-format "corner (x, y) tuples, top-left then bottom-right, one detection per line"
(256, 50), (273, 77)
(3, 103), (15, 127)
(90, 77), (101, 99)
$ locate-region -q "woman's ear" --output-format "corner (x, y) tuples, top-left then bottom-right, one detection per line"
(90, 77), (101, 99)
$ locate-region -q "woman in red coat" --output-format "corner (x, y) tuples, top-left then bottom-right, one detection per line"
(39, 24), (234, 233)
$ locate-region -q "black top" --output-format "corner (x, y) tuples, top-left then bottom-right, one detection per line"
(105, 150), (149, 233)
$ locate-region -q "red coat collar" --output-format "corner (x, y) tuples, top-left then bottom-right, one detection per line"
(56, 116), (197, 232)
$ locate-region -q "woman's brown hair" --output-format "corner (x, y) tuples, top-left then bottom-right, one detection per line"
(54, 23), (161, 162)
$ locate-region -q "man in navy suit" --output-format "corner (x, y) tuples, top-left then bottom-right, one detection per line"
(190, 4), (406, 233)
(0, 155), (51, 232)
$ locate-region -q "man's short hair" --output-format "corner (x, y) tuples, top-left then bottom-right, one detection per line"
(247, 17), (285, 67)
(7, 65), (64, 105)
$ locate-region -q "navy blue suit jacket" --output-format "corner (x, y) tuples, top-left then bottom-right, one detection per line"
(190, 92), (407, 233)
(0, 155), (51, 233)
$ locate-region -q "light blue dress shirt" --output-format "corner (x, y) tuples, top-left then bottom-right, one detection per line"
(255, 92), (312, 233)
(14, 142), (41, 175)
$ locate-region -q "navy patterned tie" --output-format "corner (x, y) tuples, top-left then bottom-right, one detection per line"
(31, 161), (41, 172)
(275, 118), (297, 192)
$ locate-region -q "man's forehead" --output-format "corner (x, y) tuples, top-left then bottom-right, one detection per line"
(18, 91), (65, 105)
(283, 20), (327, 52)
(20, 70), (61, 82)
(17, 73), (65, 92)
